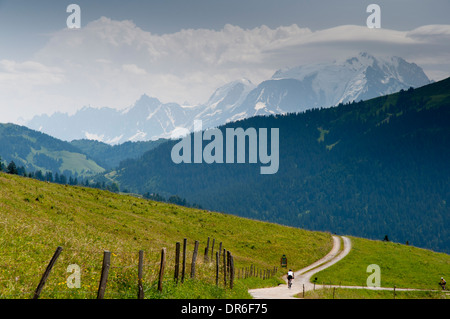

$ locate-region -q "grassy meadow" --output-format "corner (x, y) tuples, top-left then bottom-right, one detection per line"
(306, 236), (449, 299)
(0, 172), (332, 299)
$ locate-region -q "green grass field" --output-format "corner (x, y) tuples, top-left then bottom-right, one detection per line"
(0, 172), (332, 299)
(304, 287), (448, 299)
(1, 172), (448, 299)
(311, 236), (450, 291)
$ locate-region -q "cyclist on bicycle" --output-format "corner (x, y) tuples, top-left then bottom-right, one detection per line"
(287, 269), (294, 288)
(439, 277), (446, 290)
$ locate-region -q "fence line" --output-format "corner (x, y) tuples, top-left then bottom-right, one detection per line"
(0, 236), (278, 299)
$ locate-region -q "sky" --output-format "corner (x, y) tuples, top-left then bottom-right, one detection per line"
(0, 0), (449, 123)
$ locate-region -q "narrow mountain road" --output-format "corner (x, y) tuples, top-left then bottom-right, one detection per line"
(249, 235), (351, 299)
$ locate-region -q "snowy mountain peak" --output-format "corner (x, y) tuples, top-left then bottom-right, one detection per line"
(206, 78), (255, 107)
(26, 53), (431, 144)
(268, 52), (430, 107)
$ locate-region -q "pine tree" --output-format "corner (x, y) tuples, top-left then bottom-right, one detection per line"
(6, 161), (18, 175)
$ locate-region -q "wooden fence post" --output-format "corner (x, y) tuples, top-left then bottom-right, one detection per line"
(215, 251), (219, 286)
(138, 250), (144, 299)
(174, 242), (180, 283)
(227, 251), (231, 278)
(204, 237), (210, 263)
(190, 240), (199, 279)
(223, 249), (227, 287)
(229, 254), (235, 289)
(97, 250), (111, 299)
(33, 246), (63, 299)
(158, 248), (166, 292)
(211, 238), (215, 262)
(182, 238), (187, 283)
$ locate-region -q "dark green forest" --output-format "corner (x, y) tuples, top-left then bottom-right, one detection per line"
(111, 78), (450, 254)
(70, 138), (166, 170)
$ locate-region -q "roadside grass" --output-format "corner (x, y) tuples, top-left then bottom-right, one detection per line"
(303, 287), (449, 299)
(311, 236), (450, 291)
(0, 172), (332, 299)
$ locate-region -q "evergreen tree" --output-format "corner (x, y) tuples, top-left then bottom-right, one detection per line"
(45, 172), (53, 182)
(6, 161), (18, 175)
(109, 182), (119, 193)
(34, 170), (44, 181)
(59, 174), (67, 185)
(17, 166), (26, 176)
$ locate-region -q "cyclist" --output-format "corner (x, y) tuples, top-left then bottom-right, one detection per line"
(287, 269), (294, 288)
(439, 277), (446, 290)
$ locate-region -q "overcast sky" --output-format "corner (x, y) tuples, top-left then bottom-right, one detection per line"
(0, 0), (449, 123)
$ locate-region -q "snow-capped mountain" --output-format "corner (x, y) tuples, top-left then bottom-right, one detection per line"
(193, 79), (256, 129)
(227, 52), (431, 120)
(27, 79), (255, 144)
(27, 95), (199, 144)
(27, 53), (431, 144)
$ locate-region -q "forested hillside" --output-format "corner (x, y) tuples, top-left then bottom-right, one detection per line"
(110, 78), (450, 254)
(0, 123), (105, 177)
(70, 138), (166, 170)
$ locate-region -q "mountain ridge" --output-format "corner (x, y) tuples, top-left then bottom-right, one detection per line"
(0, 122), (105, 177)
(26, 52), (431, 144)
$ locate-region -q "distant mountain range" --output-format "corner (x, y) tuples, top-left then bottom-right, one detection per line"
(27, 52), (431, 144)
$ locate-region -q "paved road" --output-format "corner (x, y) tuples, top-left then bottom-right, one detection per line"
(249, 235), (351, 299)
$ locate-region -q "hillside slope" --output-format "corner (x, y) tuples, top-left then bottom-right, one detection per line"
(109, 77), (450, 254)
(313, 236), (450, 291)
(0, 173), (447, 299)
(0, 172), (332, 298)
(70, 138), (167, 170)
(0, 123), (105, 177)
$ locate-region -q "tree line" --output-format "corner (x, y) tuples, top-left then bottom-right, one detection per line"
(0, 156), (119, 192)
(0, 156), (199, 210)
